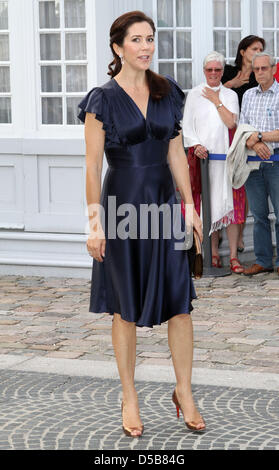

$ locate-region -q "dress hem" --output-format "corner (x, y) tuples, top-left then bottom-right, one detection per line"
(88, 300), (196, 328)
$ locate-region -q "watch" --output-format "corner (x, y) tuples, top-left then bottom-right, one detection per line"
(257, 132), (263, 142)
(216, 103), (223, 110)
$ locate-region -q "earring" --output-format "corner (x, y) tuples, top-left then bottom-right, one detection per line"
(119, 54), (124, 65)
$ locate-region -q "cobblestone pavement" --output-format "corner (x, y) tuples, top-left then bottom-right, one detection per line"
(0, 273), (279, 451)
(0, 273), (278, 373)
(0, 370), (278, 450)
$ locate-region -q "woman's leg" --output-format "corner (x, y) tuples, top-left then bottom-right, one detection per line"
(111, 313), (143, 436)
(211, 231), (219, 258)
(211, 231), (221, 266)
(226, 223), (243, 272)
(168, 314), (204, 428)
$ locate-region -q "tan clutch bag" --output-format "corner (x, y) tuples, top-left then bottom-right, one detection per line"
(188, 230), (203, 279)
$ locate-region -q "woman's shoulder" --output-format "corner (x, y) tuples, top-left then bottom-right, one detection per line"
(164, 75), (184, 96)
(77, 80), (115, 123)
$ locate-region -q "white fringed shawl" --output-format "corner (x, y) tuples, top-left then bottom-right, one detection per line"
(182, 83), (239, 234)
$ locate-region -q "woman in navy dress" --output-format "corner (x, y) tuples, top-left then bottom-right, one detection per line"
(78, 11), (205, 437)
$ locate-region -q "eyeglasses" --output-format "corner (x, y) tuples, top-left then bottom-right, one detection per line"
(204, 68), (223, 73)
(253, 66), (272, 72)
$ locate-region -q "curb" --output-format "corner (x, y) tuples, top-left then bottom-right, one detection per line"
(1, 354), (279, 391)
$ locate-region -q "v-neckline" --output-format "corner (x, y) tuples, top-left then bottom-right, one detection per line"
(112, 78), (150, 122)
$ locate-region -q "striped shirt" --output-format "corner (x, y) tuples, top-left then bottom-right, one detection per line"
(239, 79), (279, 149)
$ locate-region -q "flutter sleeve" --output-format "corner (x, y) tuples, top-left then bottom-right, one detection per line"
(77, 86), (120, 145)
(166, 75), (186, 138)
(77, 87), (106, 124)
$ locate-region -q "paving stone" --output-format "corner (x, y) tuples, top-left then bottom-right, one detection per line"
(195, 342), (231, 350)
(209, 351), (243, 365)
(2, 370), (278, 450)
(45, 351), (84, 359)
(1, 273), (279, 373)
(226, 337), (266, 346)
(137, 351), (171, 358)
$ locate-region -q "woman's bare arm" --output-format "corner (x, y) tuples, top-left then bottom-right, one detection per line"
(168, 132), (203, 241)
(84, 113), (106, 261)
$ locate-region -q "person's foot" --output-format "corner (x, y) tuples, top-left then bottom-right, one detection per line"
(174, 387), (205, 431)
(212, 255), (222, 268)
(230, 258), (244, 274)
(243, 264), (273, 276)
(121, 400), (143, 438)
(237, 240), (244, 253)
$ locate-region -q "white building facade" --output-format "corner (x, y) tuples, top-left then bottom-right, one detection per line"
(0, 0), (277, 277)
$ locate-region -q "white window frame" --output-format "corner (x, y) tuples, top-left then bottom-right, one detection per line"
(212, 0), (250, 63)
(152, 0), (193, 92)
(258, 0), (279, 60)
(152, 0), (250, 87)
(33, 0), (96, 135)
(0, 0), (11, 126)
(0, 0), (96, 141)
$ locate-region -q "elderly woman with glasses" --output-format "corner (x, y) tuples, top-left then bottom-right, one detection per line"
(183, 51), (245, 273)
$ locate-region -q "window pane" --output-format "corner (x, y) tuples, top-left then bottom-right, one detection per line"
(263, 1), (275, 28)
(67, 97), (82, 124)
(64, 0), (85, 28)
(0, 33), (9, 60)
(41, 65), (62, 92)
(229, 30), (241, 57)
(157, 0), (173, 27)
(176, 0), (191, 27)
(39, 1), (60, 29)
(42, 97), (62, 124)
(65, 33), (86, 60)
(277, 3), (279, 28)
(0, 65), (10, 92)
(0, 97), (11, 123)
(177, 32), (191, 59)
(263, 31), (275, 55)
(0, 2), (8, 30)
(158, 31), (173, 59)
(228, 0), (241, 27)
(40, 33), (61, 60)
(66, 65), (87, 92)
(214, 30), (226, 57)
(177, 62), (192, 89)
(159, 62), (174, 78)
(213, 0), (226, 27)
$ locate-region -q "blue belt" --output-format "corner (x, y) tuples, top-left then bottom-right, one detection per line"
(208, 153), (279, 161)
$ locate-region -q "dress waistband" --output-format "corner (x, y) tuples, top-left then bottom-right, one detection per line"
(108, 161), (169, 169)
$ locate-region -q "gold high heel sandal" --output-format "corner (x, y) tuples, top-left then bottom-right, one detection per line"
(172, 389), (206, 432)
(121, 402), (144, 438)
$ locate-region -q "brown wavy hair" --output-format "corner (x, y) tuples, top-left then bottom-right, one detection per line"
(235, 35), (266, 69)
(108, 11), (170, 100)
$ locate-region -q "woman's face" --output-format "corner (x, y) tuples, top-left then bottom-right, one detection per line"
(115, 21), (155, 72)
(204, 61), (223, 87)
(241, 41), (264, 64)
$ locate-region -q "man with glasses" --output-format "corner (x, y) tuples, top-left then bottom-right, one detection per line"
(240, 53), (279, 276)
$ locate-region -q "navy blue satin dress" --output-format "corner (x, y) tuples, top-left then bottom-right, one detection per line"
(78, 76), (196, 327)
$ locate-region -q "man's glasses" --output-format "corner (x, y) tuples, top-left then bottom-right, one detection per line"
(204, 68), (223, 73)
(253, 66), (272, 72)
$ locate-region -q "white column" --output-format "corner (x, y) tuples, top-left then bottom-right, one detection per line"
(191, 0), (213, 86)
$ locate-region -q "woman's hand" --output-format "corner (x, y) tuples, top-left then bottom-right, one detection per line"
(229, 71), (249, 89)
(194, 144), (208, 159)
(193, 209), (203, 243)
(202, 87), (220, 106)
(87, 231), (106, 262)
